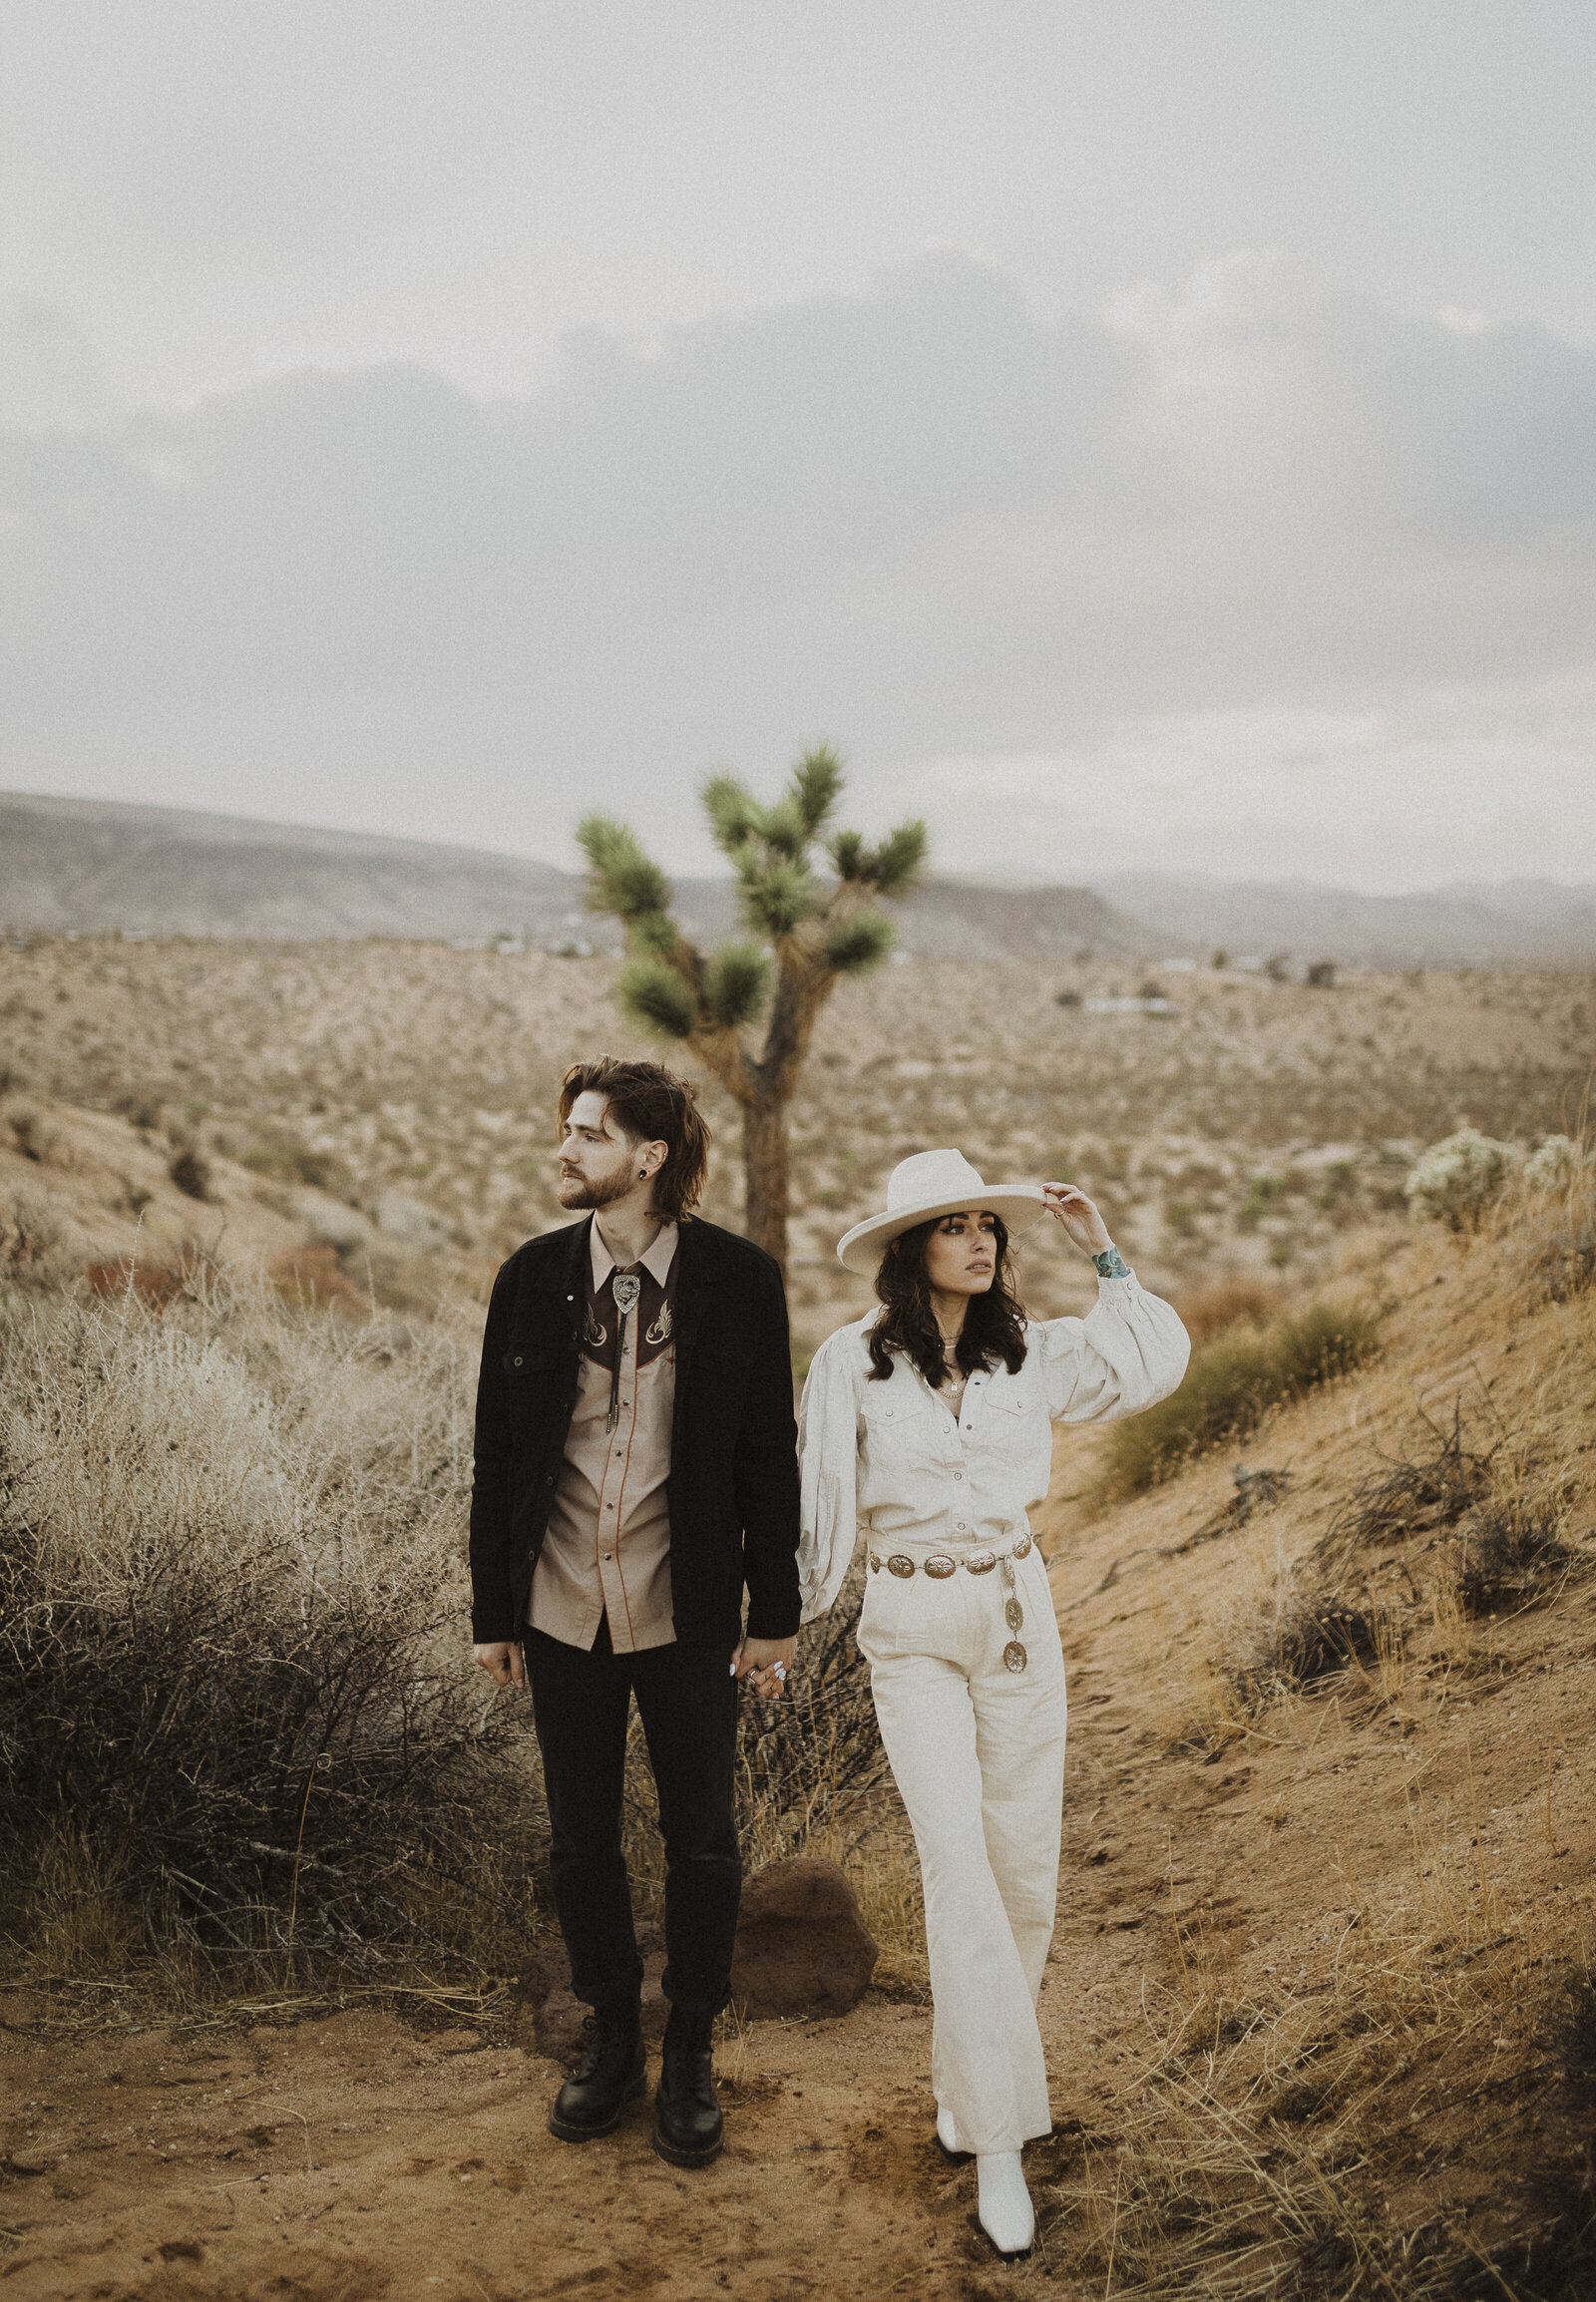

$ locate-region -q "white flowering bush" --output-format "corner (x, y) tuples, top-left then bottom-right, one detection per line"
(1402, 1127), (1520, 1233)
(1522, 1133), (1592, 1191)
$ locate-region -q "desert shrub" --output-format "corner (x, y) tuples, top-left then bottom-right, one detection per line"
(1174, 1279), (1278, 1346)
(1, 1190), (69, 1290)
(6, 1102), (60, 1165)
(240, 1132), (353, 1195)
(1403, 1125), (1519, 1232)
(1101, 1301), (1380, 1496)
(1321, 1403), (1494, 1553)
(0, 1273), (544, 1985)
(1228, 1591), (1382, 1710)
(1453, 1505), (1576, 1616)
(167, 1142), (212, 1200)
(1523, 1132), (1592, 1190)
(1499, 1130), (1596, 1300)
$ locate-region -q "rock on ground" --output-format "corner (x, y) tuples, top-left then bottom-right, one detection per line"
(730, 1856), (879, 2019)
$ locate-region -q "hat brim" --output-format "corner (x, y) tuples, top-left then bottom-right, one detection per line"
(836, 1185), (1049, 1276)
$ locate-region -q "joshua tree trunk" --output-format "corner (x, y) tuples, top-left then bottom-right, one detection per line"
(740, 1090), (791, 1272)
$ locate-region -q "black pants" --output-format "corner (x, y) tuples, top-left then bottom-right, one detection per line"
(524, 1620), (742, 2018)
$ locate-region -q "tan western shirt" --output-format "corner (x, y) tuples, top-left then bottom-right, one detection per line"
(528, 1220), (679, 1652)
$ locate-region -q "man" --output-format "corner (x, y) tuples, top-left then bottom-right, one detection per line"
(470, 1055), (800, 2167)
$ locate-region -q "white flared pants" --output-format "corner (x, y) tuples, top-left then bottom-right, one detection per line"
(858, 1539), (1067, 2154)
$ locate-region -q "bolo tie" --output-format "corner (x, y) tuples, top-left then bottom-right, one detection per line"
(604, 1271), (641, 1433)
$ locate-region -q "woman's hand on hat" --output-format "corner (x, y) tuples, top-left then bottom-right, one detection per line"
(1042, 1182), (1111, 1256)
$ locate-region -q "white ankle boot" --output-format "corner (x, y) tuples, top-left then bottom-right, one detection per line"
(976, 2151), (1035, 2257)
(936, 2103), (967, 2157)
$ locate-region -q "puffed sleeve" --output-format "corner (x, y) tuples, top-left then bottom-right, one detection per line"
(1034, 1274), (1190, 1423)
(796, 1326), (865, 1623)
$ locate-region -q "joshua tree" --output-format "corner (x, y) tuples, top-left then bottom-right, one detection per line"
(579, 746), (927, 1274)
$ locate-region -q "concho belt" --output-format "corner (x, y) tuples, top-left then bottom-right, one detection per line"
(866, 1533), (1033, 1673)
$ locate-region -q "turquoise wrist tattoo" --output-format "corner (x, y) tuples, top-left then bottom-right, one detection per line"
(1092, 1245), (1129, 1279)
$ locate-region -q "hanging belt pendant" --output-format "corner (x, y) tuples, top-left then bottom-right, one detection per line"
(1000, 1554), (1027, 1674)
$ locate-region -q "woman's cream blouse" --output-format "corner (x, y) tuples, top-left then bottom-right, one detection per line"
(796, 1273), (1190, 1624)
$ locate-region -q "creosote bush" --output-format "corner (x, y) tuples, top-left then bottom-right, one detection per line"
(0, 1271), (545, 1987)
(1101, 1300), (1381, 1497)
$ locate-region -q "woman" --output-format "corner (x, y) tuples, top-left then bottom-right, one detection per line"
(797, 1149), (1188, 2258)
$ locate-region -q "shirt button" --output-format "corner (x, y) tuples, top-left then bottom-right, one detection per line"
(957, 1522), (968, 1532)
(601, 1551), (612, 1562)
(954, 1471), (964, 1480)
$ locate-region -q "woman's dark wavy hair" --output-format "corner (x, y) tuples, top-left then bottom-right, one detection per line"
(867, 1213), (1029, 1387)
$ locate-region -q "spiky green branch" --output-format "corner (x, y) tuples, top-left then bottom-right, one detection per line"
(578, 744), (927, 1270)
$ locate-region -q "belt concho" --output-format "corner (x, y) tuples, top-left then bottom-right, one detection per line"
(870, 1534), (1033, 1672)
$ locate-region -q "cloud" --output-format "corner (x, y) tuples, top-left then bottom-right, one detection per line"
(876, 689), (1596, 893)
(0, 295), (124, 433)
(1, 248), (1593, 881)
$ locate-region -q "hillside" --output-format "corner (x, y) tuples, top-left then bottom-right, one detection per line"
(0, 791), (1155, 960)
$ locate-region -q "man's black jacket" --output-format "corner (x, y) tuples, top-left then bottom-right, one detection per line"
(468, 1214), (801, 1649)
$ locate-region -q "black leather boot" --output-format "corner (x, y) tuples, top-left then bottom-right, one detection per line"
(548, 1998), (645, 2142)
(651, 2006), (723, 2167)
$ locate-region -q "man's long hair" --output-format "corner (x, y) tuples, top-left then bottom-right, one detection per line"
(558, 1055), (711, 1224)
(866, 1214), (1029, 1386)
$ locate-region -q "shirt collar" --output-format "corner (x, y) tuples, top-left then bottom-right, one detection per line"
(590, 1218), (678, 1292)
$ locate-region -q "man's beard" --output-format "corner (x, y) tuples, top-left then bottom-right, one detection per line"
(558, 1164), (632, 1211)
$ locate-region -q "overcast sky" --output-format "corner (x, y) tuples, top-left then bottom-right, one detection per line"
(3, 0), (1595, 892)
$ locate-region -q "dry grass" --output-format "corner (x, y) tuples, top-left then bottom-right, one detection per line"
(1100, 1298), (1382, 1498)
(0, 1268), (547, 1993)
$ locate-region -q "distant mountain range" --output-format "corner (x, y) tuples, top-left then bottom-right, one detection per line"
(0, 792), (1152, 961)
(1099, 872), (1596, 970)
(2, 792), (1592, 970)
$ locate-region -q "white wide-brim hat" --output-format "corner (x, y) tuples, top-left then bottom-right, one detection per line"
(835, 1149), (1048, 1276)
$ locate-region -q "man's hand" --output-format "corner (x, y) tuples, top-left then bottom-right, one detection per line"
(473, 1641), (526, 1692)
(732, 1634), (798, 1700)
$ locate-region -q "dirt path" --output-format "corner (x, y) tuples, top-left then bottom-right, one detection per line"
(0, 1991), (1036, 2302)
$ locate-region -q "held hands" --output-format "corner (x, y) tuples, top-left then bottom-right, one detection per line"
(732, 1633), (798, 1701)
(1041, 1182), (1112, 1257)
(473, 1641), (526, 1693)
